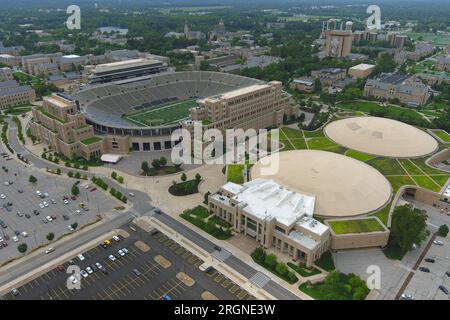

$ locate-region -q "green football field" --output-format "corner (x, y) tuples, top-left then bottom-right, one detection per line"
(124, 99), (197, 126)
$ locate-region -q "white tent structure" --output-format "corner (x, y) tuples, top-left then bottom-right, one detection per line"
(100, 154), (123, 164)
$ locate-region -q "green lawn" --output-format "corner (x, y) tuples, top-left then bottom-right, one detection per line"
(227, 164), (245, 184)
(406, 32), (450, 46)
(432, 129), (450, 143)
(208, 215), (232, 228)
(280, 127), (303, 139)
(303, 129), (324, 138)
(345, 149), (376, 162)
(328, 218), (385, 234)
(430, 175), (449, 187)
(373, 203), (391, 226)
(411, 175), (441, 192)
(411, 159), (447, 175)
(387, 176), (416, 194)
(287, 262), (321, 277)
(367, 158), (406, 176)
(124, 99), (197, 126)
(315, 251), (335, 272)
(80, 136), (103, 145)
(308, 137), (339, 150)
(398, 159), (423, 175)
(189, 206), (211, 219)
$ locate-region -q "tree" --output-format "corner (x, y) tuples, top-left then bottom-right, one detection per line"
(68, 172), (74, 178)
(71, 184), (80, 196)
(46, 232), (55, 241)
(29, 175), (37, 183)
(195, 173), (201, 182)
(390, 205), (429, 253)
(74, 172), (81, 179)
(151, 158), (161, 169)
(111, 171), (117, 179)
(438, 224), (449, 237)
(18, 243), (27, 253)
(181, 172), (187, 182)
(71, 222), (78, 229)
(82, 165), (88, 171)
(141, 161), (149, 174)
(275, 262), (288, 275)
(264, 253), (277, 269)
(159, 156), (167, 167)
(203, 191), (211, 204)
(314, 78), (322, 93)
(117, 176), (124, 184)
(56, 168), (61, 175)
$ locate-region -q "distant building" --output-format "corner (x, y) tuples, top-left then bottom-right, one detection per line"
(30, 93), (104, 160)
(208, 179), (331, 267)
(364, 73), (431, 107)
(184, 20), (206, 40)
(21, 53), (61, 74)
(311, 68), (347, 86)
(322, 21), (353, 58)
(291, 78), (315, 93)
(87, 58), (168, 84)
(0, 54), (21, 66)
(0, 80), (35, 109)
(436, 54), (450, 72)
(348, 64), (376, 78)
(32, 62), (59, 76)
(58, 54), (86, 72)
(0, 41), (24, 56)
(0, 67), (13, 82)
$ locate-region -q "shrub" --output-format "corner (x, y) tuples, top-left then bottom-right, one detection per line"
(111, 171), (117, 179)
(46, 233), (55, 241)
(71, 222), (78, 229)
(74, 172), (81, 179)
(74, 163), (80, 169)
(67, 172), (73, 178)
(82, 165), (88, 171)
(181, 172), (187, 182)
(29, 175), (37, 183)
(438, 224), (449, 237)
(56, 168), (61, 175)
(18, 243), (27, 253)
(117, 176), (124, 184)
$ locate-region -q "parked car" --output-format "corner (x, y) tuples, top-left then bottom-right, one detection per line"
(95, 262), (103, 269)
(112, 235), (120, 242)
(121, 248), (128, 254)
(439, 285), (449, 295)
(400, 293), (413, 300)
(90, 188), (97, 192)
(17, 189), (23, 193)
(108, 254), (116, 262)
(63, 199), (69, 205)
(45, 247), (55, 254)
(56, 265), (65, 272)
(132, 268), (141, 276)
(33, 210), (40, 216)
(424, 258), (435, 263)
(77, 254), (85, 262)
(128, 192), (135, 197)
(0, 194), (6, 199)
(433, 240), (444, 246)
(80, 270), (88, 278)
(21, 231), (28, 238)
(71, 196), (76, 200)
(85, 267), (93, 274)
(118, 249), (125, 257)
(16, 212), (23, 217)
(419, 267), (430, 273)
(25, 214), (31, 219)
(10, 288), (19, 296)
(63, 215), (70, 221)
(12, 236), (18, 242)
(46, 216), (53, 222)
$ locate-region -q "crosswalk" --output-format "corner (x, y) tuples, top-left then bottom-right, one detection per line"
(249, 271), (271, 288)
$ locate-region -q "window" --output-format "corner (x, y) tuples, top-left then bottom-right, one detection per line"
(154, 142), (161, 151)
(143, 142), (151, 151)
(132, 142), (140, 151)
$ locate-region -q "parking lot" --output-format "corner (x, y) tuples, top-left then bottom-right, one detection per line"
(0, 150), (120, 264)
(403, 235), (450, 300)
(3, 223), (256, 300)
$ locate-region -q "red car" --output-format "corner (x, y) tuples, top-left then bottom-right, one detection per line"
(56, 265), (65, 272)
(71, 196), (76, 200)
(90, 188), (97, 192)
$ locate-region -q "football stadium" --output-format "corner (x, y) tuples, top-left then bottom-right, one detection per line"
(75, 71), (266, 153)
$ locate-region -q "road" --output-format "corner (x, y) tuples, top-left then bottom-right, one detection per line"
(1, 118), (300, 300)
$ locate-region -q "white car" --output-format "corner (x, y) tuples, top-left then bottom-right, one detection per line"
(433, 240), (444, 246)
(85, 267), (93, 274)
(36, 190), (41, 196)
(84, 185), (91, 189)
(0, 194), (6, 199)
(400, 293), (413, 300)
(118, 249), (125, 257)
(39, 203), (44, 209)
(80, 270), (88, 278)
(12, 236), (18, 242)
(112, 235), (120, 242)
(45, 247), (55, 254)
(43, 201), (49, 207)
(95, 262), (103, 269)
(77, 254), (85, 262)
(46, 216), (53, 222)
(21, 231), (28, 238)
(75, 210), (81, 214)
(63, 199), (69, 205)
(44, 192), (49, 198)
(121, 248), (129, 255)
(68, 225), (75, 231)
(108, 254), (116, 262)
(128, 192), (135, 197)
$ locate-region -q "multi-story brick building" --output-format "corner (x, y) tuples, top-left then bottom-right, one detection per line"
(208, 179), (331, 267)
(290, 78), (315, 93)
(0, 67), (13, 81)
(364, 73), (431, 107)
(311, 68), (347, 86)
(30, 93), (104, 160)
(0, 80), (35, 109)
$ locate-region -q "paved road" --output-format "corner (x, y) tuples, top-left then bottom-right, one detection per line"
(2, 118), (300, 300)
